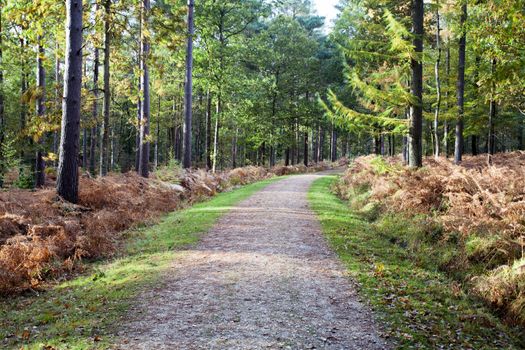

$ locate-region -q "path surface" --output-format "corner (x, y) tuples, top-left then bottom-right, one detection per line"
(115, 173), (389, 349)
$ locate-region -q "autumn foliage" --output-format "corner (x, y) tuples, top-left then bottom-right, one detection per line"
(334, 153), (525, 325)
(0, 163), (331, 294)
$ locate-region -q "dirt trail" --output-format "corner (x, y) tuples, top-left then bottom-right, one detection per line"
(115, 173), (390, 349)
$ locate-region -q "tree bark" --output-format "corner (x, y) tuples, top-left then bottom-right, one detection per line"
(443, 44), (450, 158)
(205, 90), (212, 170)
(35, 38), (46, 187)
(100, 0), (111, 176)
(303, 131), (308, 166)
(408, 0), (424, 167)
(139, 0), (150, 178)
(183, 0), (194, 169)
(331, 128), (337, 162)
(212, 93), (221, 173)
(90, 45), (99, 175)
(454, 3), (467, 164)
(487, 58), (497, 164)
(434, 8), (442, 159)
(57, 0), (83, 203)
(0, 8), (4, 179)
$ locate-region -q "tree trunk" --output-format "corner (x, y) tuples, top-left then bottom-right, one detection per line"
(303, 131), (308, 166)
(443, 44), (450, 158)
(205, 90), (212, 170)
(35, 38), (46, 187)
(471, 135), (478, 155)
(331, 128), (337, 162)
(100, 0), (111, 176)
(0, 8), (4, 180)
(212, 93), (221, 173)
(90, 45), (99, 175)
(487, 58), (497, 165)
(57, 0), (83, 203)
(408, 0), (424, 168)
(183, 0), (194, 169)
(138, 0), (150, 178)
(434, 8), (442, 159)
(454, 4), (467, 164)
(318, 126), (324, 161)
(54, 44), (61, 166)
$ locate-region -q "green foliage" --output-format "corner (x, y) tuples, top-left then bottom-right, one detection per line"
(14, 165), (34, 189)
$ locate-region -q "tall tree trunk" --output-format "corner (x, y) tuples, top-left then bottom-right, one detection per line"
(100, 0), (111, 176)
(0, 7), (4, 180)
(35, 38), (46, 187)
(454, 3), (467, 164)
(54, 43), (61, 166)
(90, 45), (99, 175)
(487, 58), (497, 165)
(138, 0), (150, 178)
(303, 131), (308, 166)
(205, 90), (212, 170)
(57, 0), (83, 203)
(408, 0), (424, 167)
(443, 44), (451, 158)
(183, 0), (194, 169)
(331, 128), (337, 162)
(434, 8), (442, 159)
(318, 125), (324, 161)
(20, 39), (27, 159)
(212, 93), (221, 173)
(154, 96), (160, 169)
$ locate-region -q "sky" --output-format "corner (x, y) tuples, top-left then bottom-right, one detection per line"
(313, 0), (340, 30)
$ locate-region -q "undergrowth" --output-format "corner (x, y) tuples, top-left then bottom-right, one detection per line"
(0, 177), (281, 350)
(309, 175), (525, 349)
(333, 153), (525, 325)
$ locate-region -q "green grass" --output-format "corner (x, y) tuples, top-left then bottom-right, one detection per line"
(0, 177), (282, 350)
(308, 175), (525, 350)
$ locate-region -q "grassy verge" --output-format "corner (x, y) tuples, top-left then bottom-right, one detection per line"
(0, 177), (282, 350)
(308, 175), (525, 350)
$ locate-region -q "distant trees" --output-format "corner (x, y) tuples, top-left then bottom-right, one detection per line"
(322, 0), (525, 166)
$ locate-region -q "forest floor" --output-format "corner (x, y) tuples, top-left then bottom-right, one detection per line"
(114, 171), (389, 349)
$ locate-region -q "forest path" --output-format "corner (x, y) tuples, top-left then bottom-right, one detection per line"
(115, 173), (389, 349)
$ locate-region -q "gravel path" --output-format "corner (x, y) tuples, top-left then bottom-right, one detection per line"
(115, 173), (390, 349)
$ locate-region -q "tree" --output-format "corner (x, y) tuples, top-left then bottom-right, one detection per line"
(454, 2), (466, 164)
(138, 0), (150, 178)
(35, 37), (46, 186)
(182, 0), (194, 169)
(100, 0), (111, 176)
(57, 0), (83, 203)
(408, 0), (424, 168)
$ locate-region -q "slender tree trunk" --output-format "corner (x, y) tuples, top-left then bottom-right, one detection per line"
(20, 39), (27, 159)
(487, 58), (497, 165)
(57, 0), (83, 203)
(303, 131), (308, 166)
(331, 128), (337, 162)
(408, 0), (424, 167)
(318, 125), (324, 161)
(90, 45), (99, 175)
(139, 0), (150, 178)
(54, 43), (61, 166)
(182, 0), (194, 169)
(434, 8), (442, 159)
(444, 44), (450, 158)
(212, 93), (221, 173)
(454, 3), (467, 164)
(0, 8), (4, 177)
(100, 0), (111, 176)
(205, 90), (212, 170)
(154, 96), (160, 169)
(35, 38), (46, 187)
